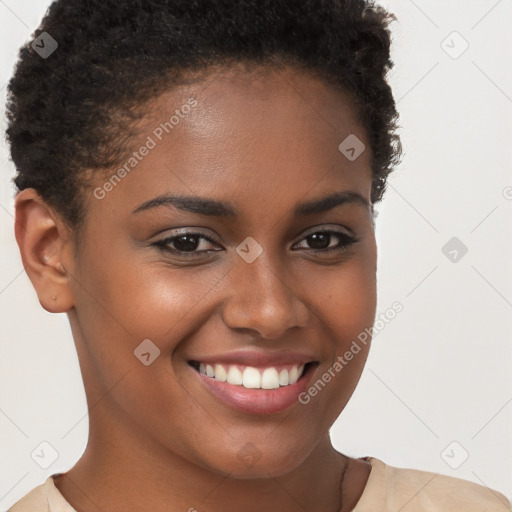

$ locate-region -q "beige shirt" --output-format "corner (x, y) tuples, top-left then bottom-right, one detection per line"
(7, 457), (512, 512)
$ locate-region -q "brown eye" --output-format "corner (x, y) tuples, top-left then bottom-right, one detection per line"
(153, 232), (222, 256)
(293, 230), (357, 254)
(172, 234), (203, 252)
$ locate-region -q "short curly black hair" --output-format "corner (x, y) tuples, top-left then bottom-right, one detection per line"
(6, 0), (402, 231)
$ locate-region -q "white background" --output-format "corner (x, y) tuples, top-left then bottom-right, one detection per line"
(1, 0), (511, 509)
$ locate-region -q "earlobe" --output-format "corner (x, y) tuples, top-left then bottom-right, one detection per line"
(14, 188), (75, 313)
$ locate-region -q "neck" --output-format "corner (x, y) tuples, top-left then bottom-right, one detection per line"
(55, 412), (350, 512)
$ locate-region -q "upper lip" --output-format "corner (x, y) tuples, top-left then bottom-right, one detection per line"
(188, 350), (318, 367)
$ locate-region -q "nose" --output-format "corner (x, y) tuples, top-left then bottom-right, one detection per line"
(221, 251), (309, 340)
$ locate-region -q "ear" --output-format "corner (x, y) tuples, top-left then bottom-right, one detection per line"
(14, 188), (75, 313)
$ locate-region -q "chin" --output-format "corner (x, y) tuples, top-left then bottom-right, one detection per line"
(197, 440), (313, 479)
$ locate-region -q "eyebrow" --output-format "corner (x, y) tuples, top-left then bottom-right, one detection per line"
(132, 190), (369, 217)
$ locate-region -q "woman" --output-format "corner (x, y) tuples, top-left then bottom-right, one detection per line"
(5, 0), (511, 510)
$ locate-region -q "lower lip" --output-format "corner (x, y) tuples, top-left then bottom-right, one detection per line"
(192, 365), (316, 415)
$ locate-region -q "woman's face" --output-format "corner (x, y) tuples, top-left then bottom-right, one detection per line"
(67, 65), (377, 477)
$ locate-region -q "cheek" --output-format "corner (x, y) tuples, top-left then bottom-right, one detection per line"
(313, 246), (377, 341)
(74, 245), (227, 345)
(70, 251), (217, 438)
(300, 250), (376, 411)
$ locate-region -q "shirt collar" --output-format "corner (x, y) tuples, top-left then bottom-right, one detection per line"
(45, 475), (77, 512)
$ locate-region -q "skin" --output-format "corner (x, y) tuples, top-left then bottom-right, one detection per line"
(15, 64), (376, 512)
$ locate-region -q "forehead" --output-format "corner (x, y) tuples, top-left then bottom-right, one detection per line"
(148, 64), (368, 148)
(87, 64), (372, 221)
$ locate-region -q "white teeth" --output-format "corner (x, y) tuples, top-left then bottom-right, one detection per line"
(226, 366), (243, 385)
(261, 368), (280, 389)
(278, 368), (289, 386)
(289, 366), (299, 385)
(242, 367), (261, 388)
(214, 364), (227, 382)
(197, 362), (307, 389)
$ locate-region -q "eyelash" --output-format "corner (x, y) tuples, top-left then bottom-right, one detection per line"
(152, 229), (358, 258)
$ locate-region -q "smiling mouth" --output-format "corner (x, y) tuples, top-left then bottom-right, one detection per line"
(188, 361), (317, 389)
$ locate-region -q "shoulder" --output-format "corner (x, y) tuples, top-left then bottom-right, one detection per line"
(7, 480), (49, 512)
(354, 457), (512, 512)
